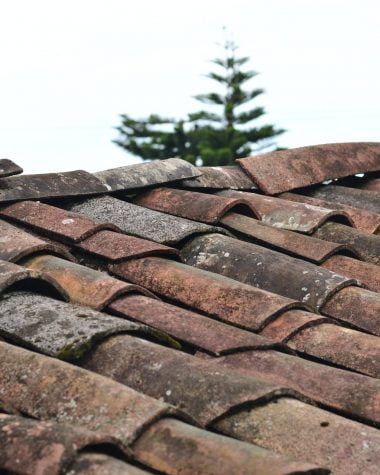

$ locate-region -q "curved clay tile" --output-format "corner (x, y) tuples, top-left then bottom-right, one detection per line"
(0, 414), (123, 475)
(24, 254), (153, 309)
(110, 257), (307, 331)
(321, 254), (380, 293)
(0, 340), (178, 451)
(94, 158), (201, 191)
(237, 142), (380, 194)
(0, 200), (118, 243)
(220, 213), (358, 263)
(0, 291), (146, 360)
(281, 191), (380, 234)
(218, 189), (353, 233)
(82, 334), (304, 427)
(70, 195), (229, 245)
(180, 165), (256, 190)
(308, 184), (380, 215)
(78, 229), (179, 262)
(109, 294), (277, 356)
(313, 222), (380, 265)
(0, 259), (68, 300)
(0, 170), (107, 202)
(215, 348), (380, 426)
(0, 219), (74, 263)
(181, 233), (356, 312)
(134, 187), (259, 224)
(213, 396), (380, 475)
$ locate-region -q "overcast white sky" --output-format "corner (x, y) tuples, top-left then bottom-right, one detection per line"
(1, 0), (379, 173)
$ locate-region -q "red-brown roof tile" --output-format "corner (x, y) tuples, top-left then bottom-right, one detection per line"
(134, 186), (259, 223)
(237, 142), (380, 194)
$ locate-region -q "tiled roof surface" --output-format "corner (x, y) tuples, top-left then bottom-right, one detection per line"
(0, 144), (380, 474)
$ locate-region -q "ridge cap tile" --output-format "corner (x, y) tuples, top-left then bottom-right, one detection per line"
(94, 157), (201, 191)
(237, 142), (380, 194)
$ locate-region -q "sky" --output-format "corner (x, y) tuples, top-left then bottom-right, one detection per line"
(0, 0), (379, 174)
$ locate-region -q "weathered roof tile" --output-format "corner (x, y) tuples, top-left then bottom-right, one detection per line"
(0, 170), (108, 202)
(134, 186), (259, 223)
(70, 195), (229, 245)
(0, 200), (118, 242)
(0, 159), (23, 178)
(237, 142), (380, 194)
(94, 158), (201, 191)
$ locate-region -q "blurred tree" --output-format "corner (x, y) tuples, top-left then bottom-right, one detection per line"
(114, 40), (285, 166)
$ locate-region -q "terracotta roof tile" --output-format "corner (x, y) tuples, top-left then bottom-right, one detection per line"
(0, 340), (179, 451)
(1, 146), (380, 474)
(180, 165), (257, 190)
(213, 397), (380, 475)
(23, 254), (152, 309)
(0, 291), (145, 359)
(181, 233), (356, 311)
(281, 191), (380, 234)
(321, 254), (380, 293)
(134, 186), (259, 223)
(0, 259), (68, 299)
(237, 142), (380, 194)
(70, 195), (229, 245)
(307, 184), (380, 215)
(218, 189), (353, 233)
(108, 294), (276, 355)
(111, 256), (306, 331)
(0, 159), (23, 178)
(0, 218), (73, 262)
(94, 158), (201, 191)
(215, 348), (380, 425)
(0, 170), (107, 202)
(0, 414), (126, 475)
(313, 221), (380, 264)
(67, 452), (151, 474)
(219, 212), (358, 263)
(0, 200), (118, 242)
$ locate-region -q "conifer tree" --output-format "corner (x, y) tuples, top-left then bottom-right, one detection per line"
(114, 40), (284, 166)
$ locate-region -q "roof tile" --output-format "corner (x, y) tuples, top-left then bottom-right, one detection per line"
(281, 191), (380, 234)
(24, 254), (153, 309)
(218, 189), (353, 233)
(215, 348), (380, 425)
(180, 165), (257, 190)
(0, 170), (108, 202)
(70, 195), (229, 245)
(108, 294), (276, 355)
(111, 256), (305, 331)
(94, 158), (201, 191)
(220, 212), (358, 263)
(181, 233), (356, 311)
(0, 200), (118, 242)
(321, 254), (380, 293)
(0, 159), (23, 178)
(134, 186), (259, 223)
(313, 221), (380, 264)
(82, 334), (300, 427)
(307, 184), (380, 214)
(0, 414), (122, 475)
(0, 218), (73, 262)
(0, 291), (144, 359)
(0, 340), (179, 451)
(78, 229), (179, 261)
(237, 142), (380, 194)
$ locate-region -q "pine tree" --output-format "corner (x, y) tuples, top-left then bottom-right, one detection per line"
(114, 40), (284, 166)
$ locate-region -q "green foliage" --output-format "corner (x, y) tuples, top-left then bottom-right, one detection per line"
(114, 40), (285, 166)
